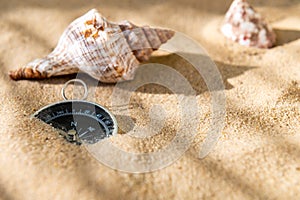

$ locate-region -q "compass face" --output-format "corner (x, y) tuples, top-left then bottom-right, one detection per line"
(33, 100), (117, 145)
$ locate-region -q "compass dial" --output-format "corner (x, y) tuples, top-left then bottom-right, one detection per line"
(33, 100), (117, 145)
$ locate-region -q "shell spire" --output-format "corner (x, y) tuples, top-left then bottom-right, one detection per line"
(9, 9), (175, 83)
(221, 0), (276, 48)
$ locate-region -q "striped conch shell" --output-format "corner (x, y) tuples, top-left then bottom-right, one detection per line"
(9, 9), (174, 83)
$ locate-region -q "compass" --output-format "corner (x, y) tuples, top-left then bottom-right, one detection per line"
(33, 79), (117, 145)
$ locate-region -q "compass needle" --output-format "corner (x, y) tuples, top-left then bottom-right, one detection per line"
(79, 131), (89, 138)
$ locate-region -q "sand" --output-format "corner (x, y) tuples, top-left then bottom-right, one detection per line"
(0, 0), (299, 199)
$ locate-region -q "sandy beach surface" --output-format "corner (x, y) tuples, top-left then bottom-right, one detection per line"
(0, 0), (299, 199)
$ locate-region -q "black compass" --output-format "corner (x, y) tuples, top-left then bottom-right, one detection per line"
(33, 79), (117, 145)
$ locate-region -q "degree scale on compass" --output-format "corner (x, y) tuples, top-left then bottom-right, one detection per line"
(33, 79), (118, 145)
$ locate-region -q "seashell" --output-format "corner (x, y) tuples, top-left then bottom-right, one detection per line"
(221, 0), (276, 48)
(9, 9), (174, 83)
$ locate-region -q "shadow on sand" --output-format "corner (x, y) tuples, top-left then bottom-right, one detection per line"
(274, 28), (300, 46)
(19, 52), (256, 96)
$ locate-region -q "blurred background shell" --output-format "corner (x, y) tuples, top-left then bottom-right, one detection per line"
(221, 0), (276, 48)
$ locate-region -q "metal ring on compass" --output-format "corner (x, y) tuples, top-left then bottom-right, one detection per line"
(61, 79), (88, 100)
